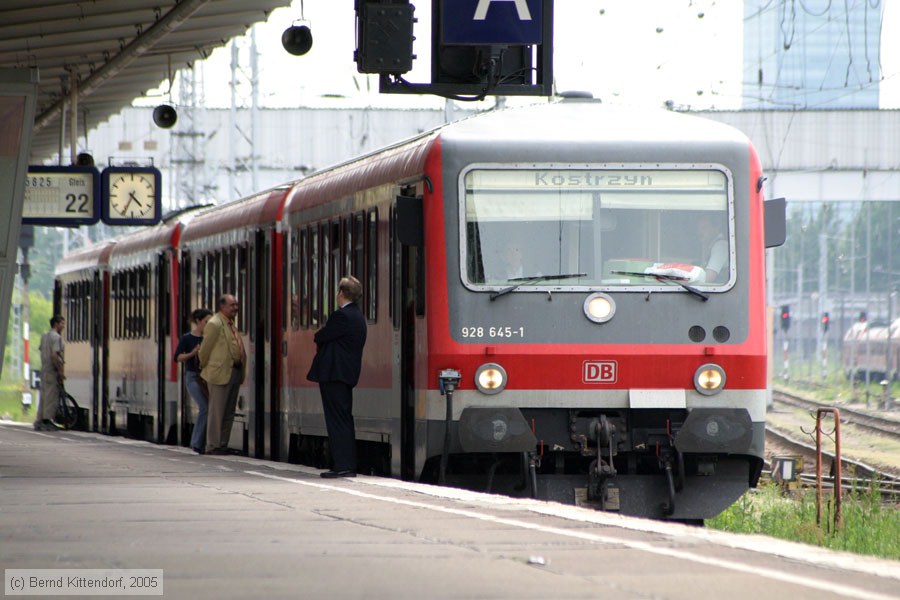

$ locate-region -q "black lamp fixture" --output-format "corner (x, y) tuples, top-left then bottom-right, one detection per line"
(152, 56), (178, 128)
(152, 104), (178, 128)
(282, 0), (313, 56)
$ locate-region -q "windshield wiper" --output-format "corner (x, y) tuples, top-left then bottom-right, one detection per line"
(611, 270), (709, 302)
(489, 273), (588, 301)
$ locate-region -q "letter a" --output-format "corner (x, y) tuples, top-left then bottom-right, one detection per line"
(473, 0), (532, 21)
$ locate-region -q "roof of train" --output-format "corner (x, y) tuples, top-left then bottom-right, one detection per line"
(440, 99), (750, 144)
(54, 240), (116, 277)
(180, 186), (292, 243)
(108, 221), (181, 259)
(282, 99), (752, 215)
(283, 132), (438, 216)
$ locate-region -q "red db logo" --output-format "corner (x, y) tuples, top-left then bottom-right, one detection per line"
(583, 361), (617, 383)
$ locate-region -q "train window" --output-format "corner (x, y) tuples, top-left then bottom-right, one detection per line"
(282, 228), (300, 331)
(67, 283), (73, 342)
(84, 279), (92, 342)
(134, 269), (141, 339)
(209, 253), (218, 310)
(148, 265), (157, 340)
(110, 275), (117, 339)
(196, 257), (204, 315)
(122, 270), (130, 339)
(118, 273), (124, 340)
(353, 212), (364, 279)
(321, 223), (331, 321)
(331, 221), (341, 315)
(77, 281), (84, 342)
(342, 215), (352, 277)
(239, 245), (249, 333)
(116, 273), (123, 340)
(299, 228), (309, 329)
(281, 234), (288, 332)
(310, 226), (320, 327)
(367, 208), (378, 321)
(461, 167), (732, 290)
(140, 268), (147, 339)
(70, 282), (77, 342)
(390, 204), (399, 329)
(71, 282), (78, 342)
(134, 269), (140, 339)
(222, 249), (232, 305)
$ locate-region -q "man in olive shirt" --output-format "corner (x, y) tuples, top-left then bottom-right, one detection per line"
(199, 294), (245, 455)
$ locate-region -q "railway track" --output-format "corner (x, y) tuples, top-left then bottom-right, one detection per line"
(773, 389), (900, 438)
(764, 427), (900, 502)
(765, 390), (900, 500)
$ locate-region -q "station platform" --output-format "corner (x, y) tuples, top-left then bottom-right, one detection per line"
(1, 421), (898, 600)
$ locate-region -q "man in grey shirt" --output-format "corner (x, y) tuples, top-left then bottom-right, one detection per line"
(34, 315), (65, 431)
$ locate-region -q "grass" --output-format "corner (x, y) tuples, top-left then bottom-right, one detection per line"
(774, 356), (898, 407)
(709, 482), (900, 560)
(0, 379), (34, 423)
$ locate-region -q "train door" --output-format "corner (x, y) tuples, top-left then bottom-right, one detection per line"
(394, 196), (425, 480)
(90, 271), (102, 432)
(251, 229), (269, 458)
(100, 270), (110, 434)
(156, 253), (169, 443)
(178, 250), (193, 445)
(270, 230), (284, 462)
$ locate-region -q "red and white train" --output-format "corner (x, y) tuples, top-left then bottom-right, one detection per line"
(842, 319), (900, 381)
(56, 99), (785, 520)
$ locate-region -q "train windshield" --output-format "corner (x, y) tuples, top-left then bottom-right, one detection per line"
(461, 167), (732, 290)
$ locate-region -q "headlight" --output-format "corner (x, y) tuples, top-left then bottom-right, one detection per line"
(475, 363), (507, 395)
(583, 292), (615, 323)
(694, 363), (726, 396)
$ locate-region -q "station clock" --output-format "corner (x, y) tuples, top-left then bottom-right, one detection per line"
(101, 166), (162, 226)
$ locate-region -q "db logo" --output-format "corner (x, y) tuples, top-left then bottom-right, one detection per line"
(583, 361), (617, 383)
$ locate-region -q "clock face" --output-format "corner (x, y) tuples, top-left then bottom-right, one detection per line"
(109, 172), (155, 218)
(101, 167), (162, 225)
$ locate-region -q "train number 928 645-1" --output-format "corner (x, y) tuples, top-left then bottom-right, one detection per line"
(461, 326), (525, 339)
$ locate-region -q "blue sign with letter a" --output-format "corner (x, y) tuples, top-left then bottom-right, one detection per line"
(442, 0), (543, 45)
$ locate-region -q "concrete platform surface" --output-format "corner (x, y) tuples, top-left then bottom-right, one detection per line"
(1, 422), (898, 599)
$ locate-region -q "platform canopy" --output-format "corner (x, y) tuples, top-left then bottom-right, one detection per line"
(0, 0), (293, 162)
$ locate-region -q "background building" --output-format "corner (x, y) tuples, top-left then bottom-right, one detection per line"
(743, 0), (884, 109)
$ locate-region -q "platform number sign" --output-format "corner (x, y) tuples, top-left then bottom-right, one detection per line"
(22, 166), (101, 226)
(442, 0), (543, 45)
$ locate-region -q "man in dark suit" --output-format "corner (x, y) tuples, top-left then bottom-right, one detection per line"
(307, 276), (368, 478)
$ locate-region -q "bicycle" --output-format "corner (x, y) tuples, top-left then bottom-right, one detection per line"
(53, 387), (80, 431)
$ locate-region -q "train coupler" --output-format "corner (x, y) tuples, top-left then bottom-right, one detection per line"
(586, 457), (620, 510)
(584, 414), (622, 509)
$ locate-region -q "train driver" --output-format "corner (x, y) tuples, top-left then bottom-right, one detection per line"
(698, 213), (728, 283)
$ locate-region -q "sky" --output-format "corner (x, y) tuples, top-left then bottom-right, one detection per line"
(139, 0), (898, 111)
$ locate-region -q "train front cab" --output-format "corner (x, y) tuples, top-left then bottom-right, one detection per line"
(415, 104), (787, 520)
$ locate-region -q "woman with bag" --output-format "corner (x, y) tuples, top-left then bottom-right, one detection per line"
(174, 308), (213, 453)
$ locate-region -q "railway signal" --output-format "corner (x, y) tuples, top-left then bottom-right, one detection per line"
(780, 305), (791, 332)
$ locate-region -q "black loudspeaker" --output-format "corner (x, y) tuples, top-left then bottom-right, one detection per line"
(282, 25), (313, 56)
(152, 104), (178, 128)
